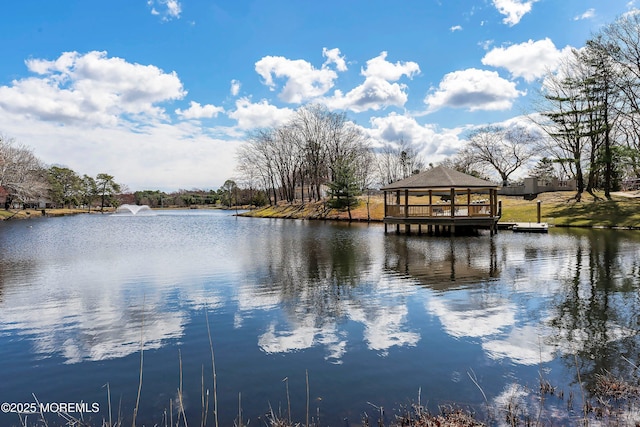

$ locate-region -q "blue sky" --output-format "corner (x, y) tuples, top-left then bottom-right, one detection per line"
(0, 0), (635, 191)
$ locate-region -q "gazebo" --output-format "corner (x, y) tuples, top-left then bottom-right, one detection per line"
(381, 166), (501, 236)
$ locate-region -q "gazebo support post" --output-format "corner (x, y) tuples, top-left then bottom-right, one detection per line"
(450, 188), (455, 218)
(404, 189), (410, 234)
(395, 190), (400, 234)
(383, 190), (388, 218)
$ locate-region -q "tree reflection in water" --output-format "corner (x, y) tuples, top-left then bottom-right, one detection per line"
(548, 229), (640, 396)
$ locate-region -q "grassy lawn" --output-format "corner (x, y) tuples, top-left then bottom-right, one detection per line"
(500, 191), (640, 228)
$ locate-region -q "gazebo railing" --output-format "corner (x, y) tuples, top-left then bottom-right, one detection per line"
(386, 203), (493, 218)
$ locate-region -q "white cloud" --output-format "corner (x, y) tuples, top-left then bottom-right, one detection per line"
(175, 101), (224, 119)
(0, 51), (256, 190)
(361, 307), (420, 354)
(574, 8), (595, 21)
(482, 38), (573, 82)
(148, 0), (182, 20)
(450, 25), (463, 32)
(322, 47), (348, 72)
(424, 68), (525, 112)
(0, 51), (185, 126)
(252, 50), (418, 112)
(483, 325), (555, 365)
(228, 97), (295, 129)
(492, 0), (538, 26)
(322, 52), (419, 113)
(429, 295), (516, 339)
(258, 317), (346, 362)
(230, 79), (241, 96)
(364, 113), (466, 164)
(325, 78), (410, 113)
(360, 51), (420, 81)
(479, 39), (495, 51)
(14, 118), (236, 190)
(368, 113), (438, 148)
(254, 55), (339, 103)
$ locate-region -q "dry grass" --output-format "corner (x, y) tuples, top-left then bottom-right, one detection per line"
(0, 207), (110, 220)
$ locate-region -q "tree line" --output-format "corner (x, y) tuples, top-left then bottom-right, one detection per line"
(131, 184), (262, 209)
(0, 135), (123, 211)
(0, 134), (262, 211)
(235, 104), (424, 213)
(534, 13), (640, 200)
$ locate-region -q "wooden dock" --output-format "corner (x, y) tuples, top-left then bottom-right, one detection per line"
(511, 222), (549, 233)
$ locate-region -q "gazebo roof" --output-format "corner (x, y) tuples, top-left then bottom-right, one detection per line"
(381, 166), (497, 190)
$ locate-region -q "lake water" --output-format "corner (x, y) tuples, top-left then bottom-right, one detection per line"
(1, 210), (640, 426)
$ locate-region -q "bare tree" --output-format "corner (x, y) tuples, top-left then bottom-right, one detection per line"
(237, 104), (373, 206)
(375, 139), (424, 186)
(464, 125), (537, 187)
(353, 143), (377, 221)
(239, 129), (279, 205)
(599, 14), (640, 182)
(291, 104), (331, 201)
(438, 148), (491, 180)
(0, 135), (48, 208)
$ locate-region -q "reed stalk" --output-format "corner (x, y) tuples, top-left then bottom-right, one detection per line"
(237, 392), (242, 427)
(31, 394), (48, 427)
(201, 365), (209, 427)
(132, 297), (145, 427)
(306, 370), (310, 427)
(178, 349), (188, 427)
(575, 354), (588, 425)
(205, 307), (219, 427)
(282, 377), (291, 424)
(467, 369), (488, 405)
(104, 382), (112, 427)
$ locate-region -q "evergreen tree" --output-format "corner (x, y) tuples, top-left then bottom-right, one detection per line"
(96, 173), (121, 212)
(530, 157), (556, 182)
(327, 159), (360, 220)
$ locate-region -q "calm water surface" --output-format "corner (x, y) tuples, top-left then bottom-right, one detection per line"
(1, 210), (640, 426)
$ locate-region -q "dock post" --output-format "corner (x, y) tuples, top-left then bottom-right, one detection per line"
(537, 200), (541, 223)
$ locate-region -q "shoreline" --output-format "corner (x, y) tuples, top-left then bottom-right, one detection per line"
(3, 191), (640, 230)
(238, 191), (640, 230)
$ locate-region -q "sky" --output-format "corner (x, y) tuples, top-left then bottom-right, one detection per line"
(0, 0), (636, 192)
